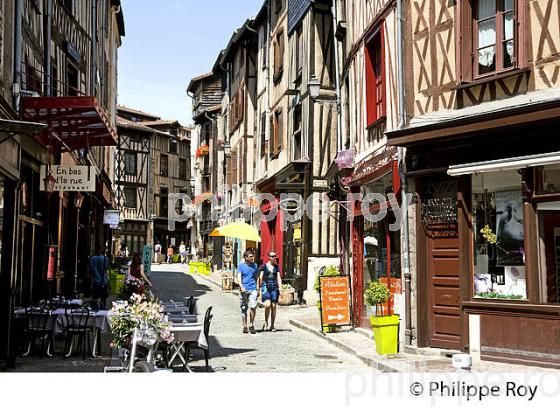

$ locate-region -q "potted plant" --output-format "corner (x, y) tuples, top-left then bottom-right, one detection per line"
(195, 144), (209, 158)
(314, 265), (340, 332)
(364, 280), (400, 355)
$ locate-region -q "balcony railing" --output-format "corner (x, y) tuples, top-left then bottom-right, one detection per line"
(21, 61), (86, 97)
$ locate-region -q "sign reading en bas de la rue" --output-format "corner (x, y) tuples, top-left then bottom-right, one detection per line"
(40, 165), (95, 192)
(320, 276), (351, 326)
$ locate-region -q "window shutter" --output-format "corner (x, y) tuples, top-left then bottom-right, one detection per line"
(277, 110), (283, 154)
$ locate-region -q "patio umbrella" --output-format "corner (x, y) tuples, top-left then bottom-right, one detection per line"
(210, 221), (261, 242)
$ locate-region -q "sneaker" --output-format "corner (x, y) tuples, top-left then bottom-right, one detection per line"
(249, 326), (256, 334)
(243, 327), (248, 334)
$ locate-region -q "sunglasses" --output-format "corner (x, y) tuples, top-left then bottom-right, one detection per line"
(268, 254), (277, 258)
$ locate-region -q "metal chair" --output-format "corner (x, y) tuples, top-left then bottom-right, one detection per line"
(185, 306), (212, 370)
(186, 297), (197, 314)
(63, 306), (94, 359)
(23, 305), (53, 358)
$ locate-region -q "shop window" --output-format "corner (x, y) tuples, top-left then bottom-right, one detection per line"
(537, 164), (560, 195)
(472, 171), (526, 300)
(295, 25), (303, 81)
(537, 205), (560, 304)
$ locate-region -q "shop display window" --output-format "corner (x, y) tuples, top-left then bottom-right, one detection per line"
(472, 171), (527, 300)
(537, 164), (560, 195)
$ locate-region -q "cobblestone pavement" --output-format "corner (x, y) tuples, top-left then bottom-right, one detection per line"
(150, 264), (371, 372)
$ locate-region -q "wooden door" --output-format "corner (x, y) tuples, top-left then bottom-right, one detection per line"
(426, 223), (461, 349)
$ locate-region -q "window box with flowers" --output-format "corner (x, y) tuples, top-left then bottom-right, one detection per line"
(196, 144), (209, 158)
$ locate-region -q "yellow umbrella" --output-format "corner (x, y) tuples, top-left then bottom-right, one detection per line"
(210, 221), (261, 242)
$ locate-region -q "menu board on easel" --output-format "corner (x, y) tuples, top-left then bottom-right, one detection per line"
(319, 276), (351, 328)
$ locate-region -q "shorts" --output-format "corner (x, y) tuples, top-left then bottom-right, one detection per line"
(240, 290), (258, 317)
(261, 285), (279, 303)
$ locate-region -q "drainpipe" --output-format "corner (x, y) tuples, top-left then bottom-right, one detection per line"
(396, 0), (412, 346)
(13, 0), (23, 109)
(43, 0), (52, 96)
(91, 0), (98, 95)
(331, 1), (342, 154)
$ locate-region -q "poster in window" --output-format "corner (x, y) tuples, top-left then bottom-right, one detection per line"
(495, 190), (524, 266)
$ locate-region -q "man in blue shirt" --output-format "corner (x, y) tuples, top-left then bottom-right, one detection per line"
(237, 250), (258, 334)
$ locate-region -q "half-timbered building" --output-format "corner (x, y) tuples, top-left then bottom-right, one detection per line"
(252, 0), (340, 302)
(386, 0), (560, 368)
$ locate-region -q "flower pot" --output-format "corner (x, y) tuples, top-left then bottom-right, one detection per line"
(188, 262), (196, 274)
(370, 315), (400, 355)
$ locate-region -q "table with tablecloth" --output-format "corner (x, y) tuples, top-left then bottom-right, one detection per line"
(167, 323), (206, 370)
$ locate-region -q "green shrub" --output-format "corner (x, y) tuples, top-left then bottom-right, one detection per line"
(364, 280), (391, 307)
(475, 291), (525, 300)
(314, 265), (341, 293)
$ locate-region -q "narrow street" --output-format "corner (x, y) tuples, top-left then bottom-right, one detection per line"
(150, 264), (370, 372)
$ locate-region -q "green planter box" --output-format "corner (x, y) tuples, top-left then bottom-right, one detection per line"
(188, 262), (196, 274)
(172, 254), (180, 263)
(370, 315), (400, 355)
(110, 273), (125, 296)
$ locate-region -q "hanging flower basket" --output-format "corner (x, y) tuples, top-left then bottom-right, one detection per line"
(196, 144), (209, 158)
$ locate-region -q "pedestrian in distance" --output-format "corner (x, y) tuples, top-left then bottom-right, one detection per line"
(90, 247), (109, 309)
(154, 241), (162, 264)
(179, 241), (187, 264)
(167, 245), (174, 264)
(258, 251), (282, 332)
(129, 252), (153, 295)
(238, 250), (259, 334)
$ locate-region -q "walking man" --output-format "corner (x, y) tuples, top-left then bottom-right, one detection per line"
(238, 250), (258, 334)
(258, 251), (282, 332)
(90, 247), (109, 309)
(154, 242), (162, 264)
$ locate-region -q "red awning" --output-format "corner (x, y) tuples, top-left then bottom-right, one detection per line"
(21, 96), (118, 151)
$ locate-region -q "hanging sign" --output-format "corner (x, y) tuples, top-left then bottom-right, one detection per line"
(143, 245), (153, 277)
(319, 275), (351, 328)
(40, 165), (95, 192)
(103, 210), (120, 227)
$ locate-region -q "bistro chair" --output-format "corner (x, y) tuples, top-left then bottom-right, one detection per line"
(185, 306), (212, 370)
(63, 306), (94, 359)
(186, 297), (197, 314)
(23, 305), (53, 358)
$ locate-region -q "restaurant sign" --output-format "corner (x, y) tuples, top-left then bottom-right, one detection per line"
(103, 210), (120, 228)
(319, 275), (352, 330)
(40, 165), (95, 192)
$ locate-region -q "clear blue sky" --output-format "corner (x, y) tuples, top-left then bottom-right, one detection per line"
(118, 0), (264, 126)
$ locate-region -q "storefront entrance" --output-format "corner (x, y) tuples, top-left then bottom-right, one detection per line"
(424, 222), (461, 350)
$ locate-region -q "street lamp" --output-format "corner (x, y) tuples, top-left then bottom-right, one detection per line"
(223, 141), (231, 157)
(307, 75), (340, 112)
(73, 192), (84, 298)
(43, 166), (56, 194)
(307, 75), (321, 100)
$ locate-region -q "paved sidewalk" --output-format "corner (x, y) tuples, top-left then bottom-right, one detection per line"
(188, 265), (553, 373)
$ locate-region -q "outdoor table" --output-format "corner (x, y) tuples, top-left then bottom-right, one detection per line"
(163, 306), (191, 314)
(167, 314), (197, 324)
(55, 310), (113, 357)
(168, 323), (206, 371)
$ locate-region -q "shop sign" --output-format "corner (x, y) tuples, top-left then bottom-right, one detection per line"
(40, 165), (95, 192)
(143, 245), (152, 276)
(319, 276), (351, 328)
(103, 210), (120, 227)
(421, 179), (458, 225)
